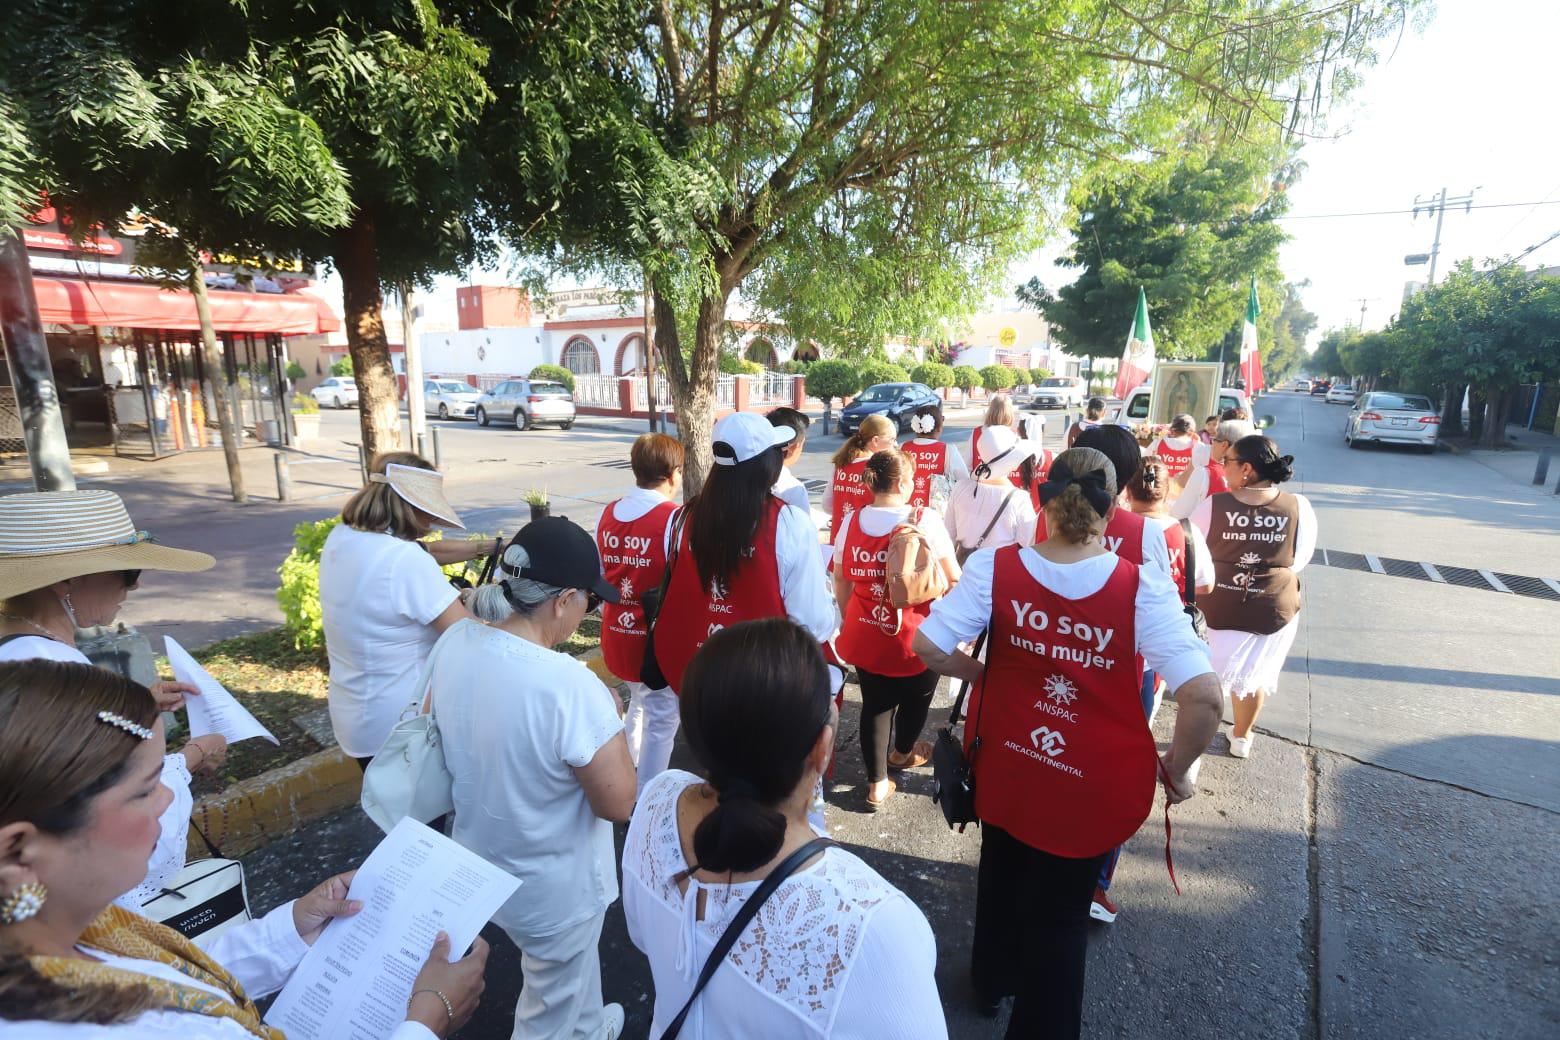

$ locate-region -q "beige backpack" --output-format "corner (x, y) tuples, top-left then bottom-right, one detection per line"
(886, 507), (951, 609)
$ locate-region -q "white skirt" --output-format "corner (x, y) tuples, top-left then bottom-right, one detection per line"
(1206, 613), (1301, 699)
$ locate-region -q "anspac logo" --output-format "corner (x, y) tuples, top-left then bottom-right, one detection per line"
(1041, 675), (1078, 706)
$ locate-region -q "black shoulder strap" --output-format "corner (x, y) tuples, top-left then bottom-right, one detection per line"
(947, 628), (989, 726)
(968, 488), (1016, 553)
(1178, 519), (1196, 604)
(658, 836), (836, 1040)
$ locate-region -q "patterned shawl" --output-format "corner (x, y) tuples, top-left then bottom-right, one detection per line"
(27, 905), (283, 1038)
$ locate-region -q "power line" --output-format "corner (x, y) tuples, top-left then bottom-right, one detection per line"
(1278, 199), (1560, 221)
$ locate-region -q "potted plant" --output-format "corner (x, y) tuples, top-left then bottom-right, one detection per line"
(289, 392), (320, 441)
(522, 487), (549, 522)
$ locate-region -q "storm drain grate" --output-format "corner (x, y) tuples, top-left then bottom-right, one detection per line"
(591, 458), (633, 469)
(804, 479), (829, 493)
(1316, 550), (1560, 602)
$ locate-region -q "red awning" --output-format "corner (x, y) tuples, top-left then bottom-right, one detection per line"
(31, 276), (341, 335)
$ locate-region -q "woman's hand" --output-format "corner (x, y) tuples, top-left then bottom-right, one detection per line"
(182, 733), (228, 776)
(406, 932), (489, 1038)
(150, 680), (200, 712)
(291, 870), (363, 945)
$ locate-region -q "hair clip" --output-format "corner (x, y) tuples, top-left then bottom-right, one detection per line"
(96, 711), (154, 740)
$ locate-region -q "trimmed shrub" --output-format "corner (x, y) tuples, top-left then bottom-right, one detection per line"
(910, 362), (955, 389)
(980, 364), (1015, 391)
(858, 358), (910, 388)
(953, 366), (981, 393)
(529, 363), (576, 392)
(719, 353), (764, 375)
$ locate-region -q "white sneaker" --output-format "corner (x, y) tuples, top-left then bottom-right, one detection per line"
(599, 1003), (625, 1040)
(1229, 735), (1253, 759)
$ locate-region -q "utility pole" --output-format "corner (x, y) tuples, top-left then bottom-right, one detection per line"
(0, 230), (75, 490)
(400, 285), (426, 457)
(1351, 297), (1380, 331)
(1413, 187), (1476, 285)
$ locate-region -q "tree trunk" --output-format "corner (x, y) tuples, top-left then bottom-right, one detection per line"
(187, 268), (246, 502)
(653, 284), (727, 499)
(1478, 386), (1512, 449)
(1439, 383), (1465, 436)
(334, 214), (402, 460)
(0, 230), (75, 490)
(1467, 387), (1487, 442)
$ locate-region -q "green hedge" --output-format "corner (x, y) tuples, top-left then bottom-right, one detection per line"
(530, 363), (576, 392)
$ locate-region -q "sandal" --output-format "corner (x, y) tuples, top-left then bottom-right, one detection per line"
(887, 740), (934, 772)
(866, 777), (897, 811)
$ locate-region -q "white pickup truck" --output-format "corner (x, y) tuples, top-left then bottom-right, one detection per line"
(1111, 384), (1253, 425)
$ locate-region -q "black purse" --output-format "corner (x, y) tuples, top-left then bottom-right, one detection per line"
(931, 630), (988, 832)
(639, 508), (686, 691)
(1179, 520), (1209, 641)
(658, 836), (836, 1039)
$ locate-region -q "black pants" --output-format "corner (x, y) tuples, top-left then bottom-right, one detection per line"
(973, 823), (1109, 1040)
(856, 666), (940, 782)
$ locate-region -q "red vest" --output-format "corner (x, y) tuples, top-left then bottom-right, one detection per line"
(835, 511), (930, 677)
(902, 440), (949, 509)
(1026, 448), (1056, 513)
(654, 498), (786, 694)
(1155, 437), (1195, 478)
(596, 498), (677, 684)
(1206, 460), (1230, 495)
(970, 546), (1155, 857)
(829, 458), (874, 534)
(1159, 517), (1189, 602)
(1034, 505), (1146, 564)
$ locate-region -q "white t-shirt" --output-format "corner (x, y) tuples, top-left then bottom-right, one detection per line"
(0, 635), (192, 912)
(623, 771), (948, 1039)
(771, 467), (811, 516)
(431, 619), (624, 938)
(919, 546), (1214, 694)
(4, 903), (437, 1040)
(832, 504), (958, 566)
(318, 524), (459, 757)
(602, 484), (677, 526)
(944, 480), (1038, 553)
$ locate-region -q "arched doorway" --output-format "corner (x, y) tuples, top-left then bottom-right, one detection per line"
(615, 334), (647, 375)
(792, 342), (820, 363)
(743, 337), (778, 368)
(560, 336), (601, 376)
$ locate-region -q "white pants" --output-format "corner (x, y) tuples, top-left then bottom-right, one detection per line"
(623, 682), (679, 797)
(505, 912), (609, 1040)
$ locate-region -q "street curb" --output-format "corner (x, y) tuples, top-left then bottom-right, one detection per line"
(188, 645), (619, 860)
(187, 747), (362, 860)
(0, 457), (111, 480)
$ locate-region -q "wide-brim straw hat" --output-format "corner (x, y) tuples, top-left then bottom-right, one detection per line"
(372, 463), (464, 529)
(0, 490), (215, 600)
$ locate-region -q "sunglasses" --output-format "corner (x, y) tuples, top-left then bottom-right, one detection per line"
(580, 589), (602, 614)
(121, 569), (142, 588)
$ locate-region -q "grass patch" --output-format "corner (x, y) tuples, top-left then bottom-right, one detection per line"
(164, 615), (604, 796)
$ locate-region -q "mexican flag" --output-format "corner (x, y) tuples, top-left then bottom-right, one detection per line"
(1239, 276), (1265, 396)
(1112, 286), (1154, 400)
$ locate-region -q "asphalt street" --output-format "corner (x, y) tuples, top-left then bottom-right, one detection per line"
(166, 391), (1556, 1039)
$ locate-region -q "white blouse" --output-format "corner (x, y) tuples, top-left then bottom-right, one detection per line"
(944, 479), (1037, 553)
(2, 903), (435, 1039)
(623, 771), (948, 1039)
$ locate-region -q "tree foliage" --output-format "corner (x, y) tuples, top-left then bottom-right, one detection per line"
(953, 366), (981, 393)
(1309, 329), (1350, 378)
(980, 365), (1015, 391)
(805, 359), (861, 405)
(911, 362), (955, 390)
(858, 358), (910, 388)
(529, 363), (576, 393)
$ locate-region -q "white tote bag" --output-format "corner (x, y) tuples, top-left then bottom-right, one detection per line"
(361, 632), (455, 833)
(141, 857), (251, 950)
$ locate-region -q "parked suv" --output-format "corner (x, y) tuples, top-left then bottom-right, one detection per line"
(839, 382), (941, 435)
(1028, 376), (1087, 410)
(475, 378), (576, 430)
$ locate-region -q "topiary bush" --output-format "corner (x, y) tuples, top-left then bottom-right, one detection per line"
(910, 362), (955, 390)
(1030, 367), (1052, 381)
(1010, 367), (1032, 387)
(529, 363), (576, 392)
(980, 364), (1016, 391)
(780, 358), (811, 374)
(953, 365), (981, 394)
(858, 358), (911, 388)
(289, 392), (319, 414)
(805, 359), (862, 435)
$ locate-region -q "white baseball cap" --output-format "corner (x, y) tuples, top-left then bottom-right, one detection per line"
(712, 412), (796, 466)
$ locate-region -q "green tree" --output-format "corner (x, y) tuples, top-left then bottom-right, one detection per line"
(911, 362), (955, 391)
(980, 365), (1015, 392)
(1010, 367), (1032, 387)
(330, 358), (354, 378)
(858, 358), (910, 388)
(1339, 330), (1400, 391)
(804, 359), (861, 435)
(1025, 145), (1295, 361)
(510, 1), (1413, 492)
(953, 365), (981, 400)
(1309, 329), (1351, 379)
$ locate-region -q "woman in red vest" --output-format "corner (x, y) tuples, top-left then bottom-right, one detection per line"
(1150, 413), (1199, 479)
(654, 412), (839, 696)
(901, 403), (969, 511)
(823, 413), (896, 535)
(1036, 425), (1173, 577)
(832, 448), (961, 809)
(913, 447), (1223, 1039)
(596, 432), (683, 796)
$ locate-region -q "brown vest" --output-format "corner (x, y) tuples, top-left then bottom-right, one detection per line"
(1201, 491), (1302, 635)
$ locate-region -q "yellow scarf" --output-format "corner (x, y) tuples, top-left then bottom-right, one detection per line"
(27, 905), (283, 1038)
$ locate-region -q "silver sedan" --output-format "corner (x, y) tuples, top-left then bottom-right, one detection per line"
(1344, 392), (1440, 453)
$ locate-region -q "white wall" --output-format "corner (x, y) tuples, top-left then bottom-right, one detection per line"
(420, 327), (549, 378)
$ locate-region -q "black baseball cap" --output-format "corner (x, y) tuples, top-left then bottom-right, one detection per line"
(507, 516), (619, 603)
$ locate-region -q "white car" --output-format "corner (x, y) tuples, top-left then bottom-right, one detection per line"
(1294, 379), (1313, 393)
(1325, 383), (1358, 405)
(1345, 392), (1440, 452)
(311, 376), (359, 409)
(423, 379), (482, 420)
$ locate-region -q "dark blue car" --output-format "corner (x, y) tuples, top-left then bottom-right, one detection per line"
(839, 382), (941, 435)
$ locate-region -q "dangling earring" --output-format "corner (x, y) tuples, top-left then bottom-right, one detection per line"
(0, 881), (46, 924)
(59, 591), (79, 628)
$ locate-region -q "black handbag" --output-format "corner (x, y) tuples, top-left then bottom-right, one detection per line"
(1179, 520), (1209, 641)
(639, 508), (686, 691)
(658, 836), (836, 1039)
(931, 631), (988, 832)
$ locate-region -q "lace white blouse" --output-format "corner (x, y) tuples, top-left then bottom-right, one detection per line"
(623, 770), (948, 1039)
